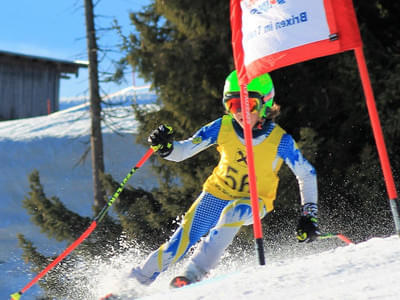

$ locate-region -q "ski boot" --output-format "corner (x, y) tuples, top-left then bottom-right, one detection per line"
(170, 276), (193, 288)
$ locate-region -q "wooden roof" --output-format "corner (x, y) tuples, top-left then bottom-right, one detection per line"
(0, 50), (88, 76)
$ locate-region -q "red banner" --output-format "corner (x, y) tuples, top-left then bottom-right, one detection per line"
(230, 0), (362, 83)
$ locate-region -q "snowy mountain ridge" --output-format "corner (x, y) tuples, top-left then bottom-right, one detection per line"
(60, 85), (156, 110)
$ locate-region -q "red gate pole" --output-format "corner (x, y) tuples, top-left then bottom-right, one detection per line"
(354, 46), (400, 235)
(240, 84), (266, 265)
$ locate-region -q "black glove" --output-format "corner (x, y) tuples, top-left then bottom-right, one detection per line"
(148, 125), (174, 157)
(296, 203), (320, 243)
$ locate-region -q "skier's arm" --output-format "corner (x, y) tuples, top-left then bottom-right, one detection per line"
(165, 118), (221, 162)
(277, 133), (320, 242)
(277, 133), (318, 207)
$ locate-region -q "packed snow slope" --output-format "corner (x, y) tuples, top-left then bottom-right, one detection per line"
(66, 234), (400, 300)
(1, 85), (399, 299)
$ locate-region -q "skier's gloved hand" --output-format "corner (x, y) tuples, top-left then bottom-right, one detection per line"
(148, 124), (174, 157)
(296, 203), (320, 243)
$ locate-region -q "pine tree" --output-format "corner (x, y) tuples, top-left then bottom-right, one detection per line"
(19, 171), (125, 298)
(121, 0), (400, 240)
(22, 170), (91, 242)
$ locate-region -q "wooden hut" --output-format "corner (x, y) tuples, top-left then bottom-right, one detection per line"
(0, 50), (88, 120)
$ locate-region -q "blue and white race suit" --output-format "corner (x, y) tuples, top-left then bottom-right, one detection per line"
(131, 115), (317, 284)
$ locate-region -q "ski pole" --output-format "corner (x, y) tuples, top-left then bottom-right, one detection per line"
(10, 148), (154, 300)
(318, 232), (354, 245)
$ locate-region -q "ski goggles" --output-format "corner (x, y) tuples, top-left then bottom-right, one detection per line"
(223, 90), (274, 114)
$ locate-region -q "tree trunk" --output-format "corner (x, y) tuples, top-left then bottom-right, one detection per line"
(84, 0), (106, 209)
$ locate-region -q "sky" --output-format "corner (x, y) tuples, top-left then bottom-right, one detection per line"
(0, 0), (150, 99)
(0, 92), (399, 300)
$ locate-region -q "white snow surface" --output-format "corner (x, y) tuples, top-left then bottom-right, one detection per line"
(1, 86), (399, 299)
(74, 235), (400, 300)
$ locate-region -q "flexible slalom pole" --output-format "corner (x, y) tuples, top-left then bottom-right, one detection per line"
(231, 0), (265, 266)
(10, 148), (154, 300)
(240, 84), (266, 266)
(353, 47), (400, 236)
(318, 233), (354, 245)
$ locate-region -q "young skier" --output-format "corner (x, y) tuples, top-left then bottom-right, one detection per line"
(130, 70), (319, 287)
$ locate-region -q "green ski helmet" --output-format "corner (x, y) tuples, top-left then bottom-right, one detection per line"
(223, 70), (275, 118)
